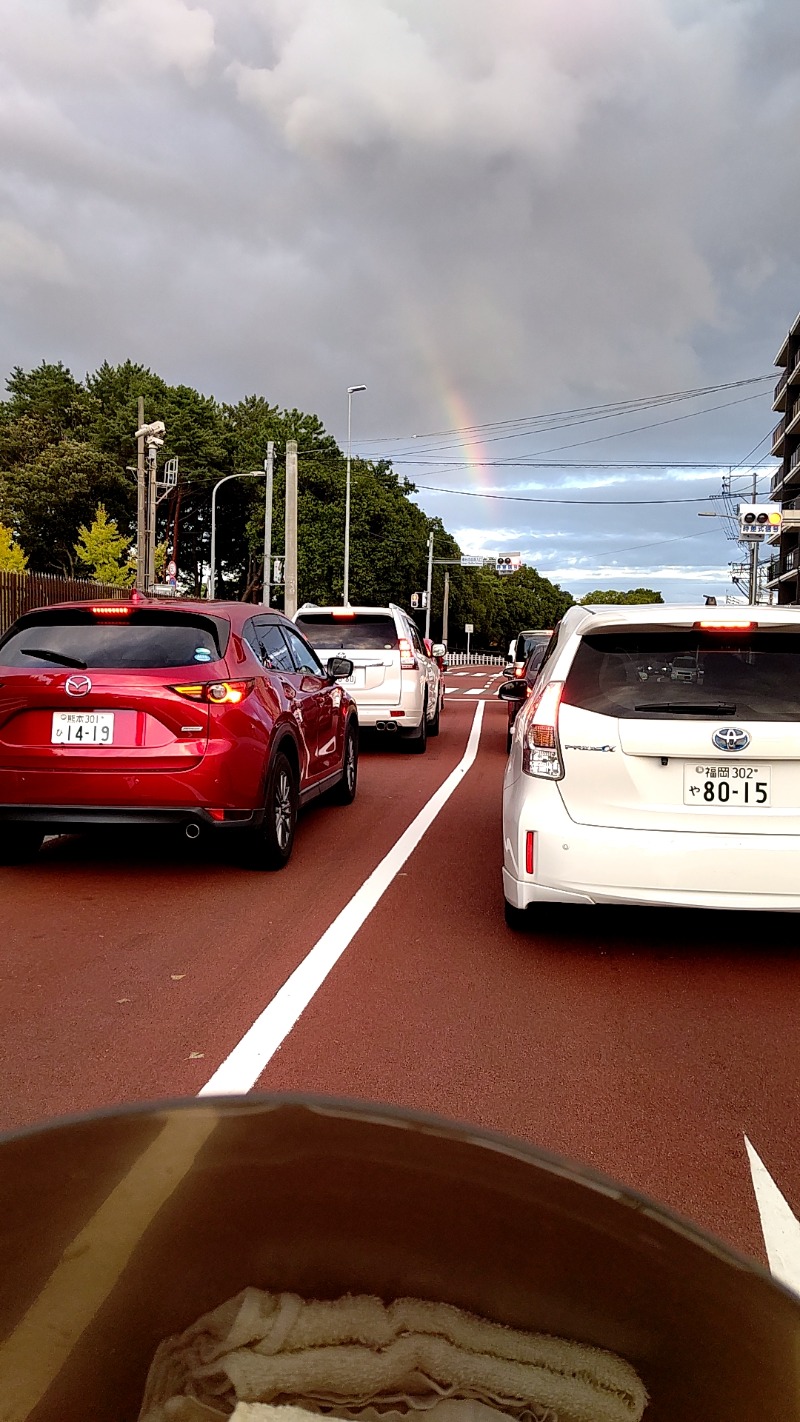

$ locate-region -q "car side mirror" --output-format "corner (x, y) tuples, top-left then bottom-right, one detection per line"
(498, 680), (527, 701)
(431, 643), (446, 658)
(327, 656), (353, 679)
(503, 664), (514, 677)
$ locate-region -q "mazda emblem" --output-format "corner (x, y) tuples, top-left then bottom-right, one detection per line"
(65, 674), (92, 697)
(712, 726), (750, 753)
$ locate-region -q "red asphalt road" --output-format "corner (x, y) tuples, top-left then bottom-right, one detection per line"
(2, 664), (799, 1268)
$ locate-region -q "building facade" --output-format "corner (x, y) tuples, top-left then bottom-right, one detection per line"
(767, 311), (800, 604)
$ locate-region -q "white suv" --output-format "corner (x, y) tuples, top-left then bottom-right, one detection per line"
(501, 603), (800, 922)
(294, 604), (444, 753)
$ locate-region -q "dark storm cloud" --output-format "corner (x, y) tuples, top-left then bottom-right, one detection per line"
(1, 0), (798, 599)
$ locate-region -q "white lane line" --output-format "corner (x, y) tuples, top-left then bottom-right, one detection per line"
(745, 1134), (800, 1295)
(463, 687), (483, 696)
(199, 702), (486, 1096)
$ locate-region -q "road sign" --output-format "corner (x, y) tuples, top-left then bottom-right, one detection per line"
(738, 504), (781, 541)
(465, 623), (474, 633)
(167, 560), (177, 577)
(273, 558), (283, 583)
(168, 575), (177, 588)
(496, 552), (523, 575)
(460, 555), (483, 566)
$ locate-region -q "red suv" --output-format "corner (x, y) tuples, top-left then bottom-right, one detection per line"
(0, 598), (359, 868)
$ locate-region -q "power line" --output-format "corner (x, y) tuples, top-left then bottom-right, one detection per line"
(410, 483), (717, 506)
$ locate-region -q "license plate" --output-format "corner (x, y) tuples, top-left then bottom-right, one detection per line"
(51, 712), (115, 745)
(683, 763), (771, 807)
(343, 668), (365, 687)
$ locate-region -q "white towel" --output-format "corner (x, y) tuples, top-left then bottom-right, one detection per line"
(139, 1290), (647, 1422)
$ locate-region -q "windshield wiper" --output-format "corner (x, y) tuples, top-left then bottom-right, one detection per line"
(20, 648), (88, 669)
(633, 701), (736, 715)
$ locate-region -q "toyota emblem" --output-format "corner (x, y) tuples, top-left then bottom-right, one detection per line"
(65, 674), (92, 697)
(712, 726), (750, 753)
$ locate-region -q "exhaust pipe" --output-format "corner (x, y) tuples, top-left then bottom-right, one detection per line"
(185, 822), (201, 840)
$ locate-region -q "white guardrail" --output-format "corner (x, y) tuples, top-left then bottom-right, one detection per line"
(446, 652), (507, 666)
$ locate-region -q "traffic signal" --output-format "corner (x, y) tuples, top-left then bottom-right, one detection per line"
(737, 504), (782, 540)
(496, 552), (523, 575)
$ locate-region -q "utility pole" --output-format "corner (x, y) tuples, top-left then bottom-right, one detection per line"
(424, 532), (434, 639)
(135, 397), (146, 590)
(147, 442), (158, 591)
(748, 468), (759, 605)
(284, 439), (298, 617)
(262, 440), (274, 606)
(442, 570), (450, 645)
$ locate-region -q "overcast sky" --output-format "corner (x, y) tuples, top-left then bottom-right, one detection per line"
(2, 0), (800, 601)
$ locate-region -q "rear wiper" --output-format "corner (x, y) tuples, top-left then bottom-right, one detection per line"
(20, 648), (88, 669)
(633, 701), (736, 715)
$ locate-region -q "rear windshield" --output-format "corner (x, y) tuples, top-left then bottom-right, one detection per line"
(0, 610), (228, 670)
(564, 630), (800, 722)
(516, 632), (550, 661)
(295, 613), (398, 651)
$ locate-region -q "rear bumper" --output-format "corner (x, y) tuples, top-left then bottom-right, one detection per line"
(503, 779), (800, 911)
(0, 805), (261, 832)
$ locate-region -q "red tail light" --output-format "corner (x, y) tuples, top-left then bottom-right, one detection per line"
(92, 605), (130, 616)
(522, 681), (564, 779)
(398, 637), (417, 670)
(695, 620), (755, 631)
(525, 831), (535, 875)
(171, 680), (254, 705)
(513, 664), (526, 678)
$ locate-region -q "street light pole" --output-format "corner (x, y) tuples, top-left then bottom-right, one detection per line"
(343, 384), (366, 606)
(209, 471), (264, 600)
(424, 531), (434, 639)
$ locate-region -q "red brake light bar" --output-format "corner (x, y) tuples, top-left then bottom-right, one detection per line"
(92, 605), (131, 616)
(332, 609), (355, 617)
(695, 620), (756, 631)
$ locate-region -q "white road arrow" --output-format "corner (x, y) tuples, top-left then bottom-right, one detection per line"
(745, 1134), (800, 1295)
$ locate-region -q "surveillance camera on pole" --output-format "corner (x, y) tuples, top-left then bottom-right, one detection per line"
(135, 421), (166, 440)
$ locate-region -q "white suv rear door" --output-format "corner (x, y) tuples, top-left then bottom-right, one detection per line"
(555, 624), (800, 834)
(293, 611), (403, 710)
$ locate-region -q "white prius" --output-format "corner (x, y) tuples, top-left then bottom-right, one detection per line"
(500, 603), (800, 923)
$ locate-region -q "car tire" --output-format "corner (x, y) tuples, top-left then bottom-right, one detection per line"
(405, 697), (428, 754)
(243, 751), (298, 870)
(330, 720), (358, 805)
(428, 689), (441, 737)
(0, 826), (44, 866)
(504, 898), (529, 931)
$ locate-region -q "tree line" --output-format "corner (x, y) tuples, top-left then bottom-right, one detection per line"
(0, 361), (661, 645)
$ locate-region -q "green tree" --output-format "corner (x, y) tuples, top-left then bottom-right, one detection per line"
(580, 588), (664, 605)
(0, 440), (134, 575)
(0, 523), (27, 573)
(74, 504), (135, 586)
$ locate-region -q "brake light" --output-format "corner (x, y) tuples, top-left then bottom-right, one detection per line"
(92, 605), (130, 616)
(398, 637), (417, 670)
(522, 681), (564, 779)
(513, 664), (526, 678)
(171, 680), (253, 704)
(332, 609), (355, 617)
(695, 621), (756, 631)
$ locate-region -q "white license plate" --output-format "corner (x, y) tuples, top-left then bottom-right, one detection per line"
(683, 763), (771, 807)
(343, 668), (365, 687)
(51, 712), (115, 745)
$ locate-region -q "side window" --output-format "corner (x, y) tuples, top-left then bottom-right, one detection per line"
(251, 620), (295, 674)
(536, 623), (562, 678)
(408, 622), (425, 656)
(283, 626), (325, 676)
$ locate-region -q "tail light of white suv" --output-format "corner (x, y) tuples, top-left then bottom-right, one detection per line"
(521, 681), (565, 779)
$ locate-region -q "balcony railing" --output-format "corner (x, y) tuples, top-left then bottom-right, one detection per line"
(774, 367), (789, 409)
(773, 416), (787, 454)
